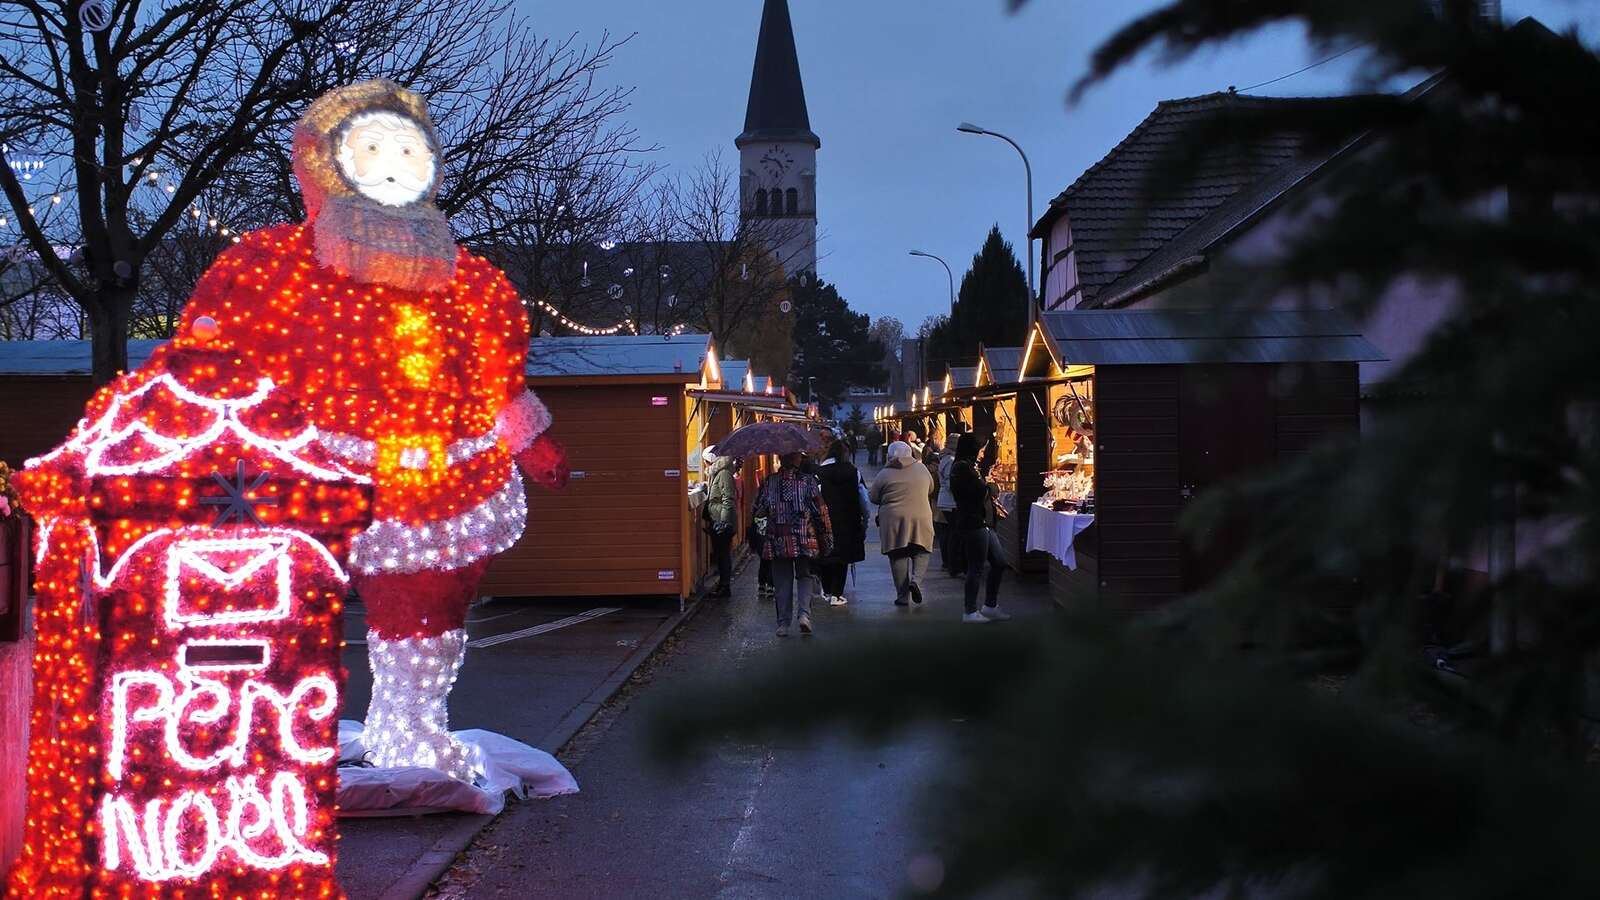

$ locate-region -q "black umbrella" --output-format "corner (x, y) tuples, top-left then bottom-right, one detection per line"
(711, 421), (826, 459)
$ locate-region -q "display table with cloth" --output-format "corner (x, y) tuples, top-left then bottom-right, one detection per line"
(1026, 501), (1096, 570)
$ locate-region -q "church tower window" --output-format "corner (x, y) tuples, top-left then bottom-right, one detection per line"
(785, 188), (798, 216)
(754, 189), (768, 217)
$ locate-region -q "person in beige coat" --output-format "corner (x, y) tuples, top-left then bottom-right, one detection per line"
(869, 440), (937, 606)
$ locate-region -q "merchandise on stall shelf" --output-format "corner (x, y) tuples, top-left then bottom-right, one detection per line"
(1044, 467), (1094, 507)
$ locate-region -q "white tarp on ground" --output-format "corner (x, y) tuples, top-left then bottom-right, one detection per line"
(336, 720), (578, 817)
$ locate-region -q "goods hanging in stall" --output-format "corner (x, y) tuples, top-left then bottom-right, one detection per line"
(1018, 309), (1381, 611)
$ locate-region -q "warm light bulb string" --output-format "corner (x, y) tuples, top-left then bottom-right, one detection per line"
(4, 156), (679, 337)
(0, 154), (244, 245)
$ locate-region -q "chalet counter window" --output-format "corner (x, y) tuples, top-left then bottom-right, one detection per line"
(1017, 309), (1381, 613)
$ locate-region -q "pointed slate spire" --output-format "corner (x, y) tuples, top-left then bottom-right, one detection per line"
(737, 0), (821, 149)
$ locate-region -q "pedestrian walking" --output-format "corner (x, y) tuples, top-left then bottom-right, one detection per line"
(752, 451), (833, 636)
(935, 435), (964, 576)
(905, 430), (924, 461)
(750, 468), (775, 600)
(950, 433), (1012, 623)
(817, 439), (868, 606)
(869, 441), (936, 607)
(865, 428), (883, 466)
(705, 452), (740, 598)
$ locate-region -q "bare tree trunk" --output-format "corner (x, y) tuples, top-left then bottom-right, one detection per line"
(86, 293), (132, 386)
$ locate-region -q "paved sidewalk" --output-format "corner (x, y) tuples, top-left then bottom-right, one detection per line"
(433, 488), (1056, 898)
(337, 594), (692, 900)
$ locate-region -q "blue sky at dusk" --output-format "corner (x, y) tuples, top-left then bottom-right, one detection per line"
(521, 0), (1600, 327)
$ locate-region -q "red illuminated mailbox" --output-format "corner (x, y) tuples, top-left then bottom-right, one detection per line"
(9, 344), (370, 897)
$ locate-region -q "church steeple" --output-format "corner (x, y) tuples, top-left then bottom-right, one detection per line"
(737, 0), (821, 149)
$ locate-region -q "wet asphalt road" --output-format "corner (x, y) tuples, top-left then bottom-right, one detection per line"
(438, 470), (1057, 900)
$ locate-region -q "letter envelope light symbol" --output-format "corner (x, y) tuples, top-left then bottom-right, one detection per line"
(164, 537), (293, 628)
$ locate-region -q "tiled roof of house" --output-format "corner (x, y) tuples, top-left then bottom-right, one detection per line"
(1033, 92), (1371, 306)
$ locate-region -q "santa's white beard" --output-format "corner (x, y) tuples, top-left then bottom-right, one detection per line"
(310, 192), (457, 292)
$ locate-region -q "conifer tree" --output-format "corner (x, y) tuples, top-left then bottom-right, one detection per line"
(788, 277), (886, 412)
(654, 3), (1600, 896)
(924, 225), (1029, 371)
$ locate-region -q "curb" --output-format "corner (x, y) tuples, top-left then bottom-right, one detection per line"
(373, 592), (714, 900)
(540, 594), (710, 754)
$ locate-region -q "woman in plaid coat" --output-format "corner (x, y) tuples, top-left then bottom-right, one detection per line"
(752, 451), (833, 637)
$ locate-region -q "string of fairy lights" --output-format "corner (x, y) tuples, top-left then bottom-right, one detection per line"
(3, 149), (695, 338)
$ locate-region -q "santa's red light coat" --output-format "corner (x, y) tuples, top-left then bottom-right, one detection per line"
(175, 225), (554, 636)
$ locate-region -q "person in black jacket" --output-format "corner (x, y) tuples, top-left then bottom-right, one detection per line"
(949, 432), (1011, 623)
(816, 439), (868, 605)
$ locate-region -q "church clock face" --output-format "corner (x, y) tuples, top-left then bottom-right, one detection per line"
(761, 145), (794, 179)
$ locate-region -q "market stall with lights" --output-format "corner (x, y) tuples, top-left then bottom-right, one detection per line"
(941, 365), (980, 437)
(965, 344), (1039, 572)
(1018, 309), (1379, 612)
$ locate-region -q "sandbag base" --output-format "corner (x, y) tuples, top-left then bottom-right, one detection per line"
(336, 720), (578, 817)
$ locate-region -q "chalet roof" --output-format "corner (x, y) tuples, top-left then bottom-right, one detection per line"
(1037, 309), (1383, 366)
(980, 346), (1023, 386)
(737, 0), (820, 149)
(1032, 92), (1374, 306)
(525, 333), (712, 379)
(0, 340), (165, 375)
(947, 366), (978, 390)
(719, 359), (750, 391)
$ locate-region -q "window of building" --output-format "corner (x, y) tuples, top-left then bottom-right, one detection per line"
(785, 188), (798, 216)
(753, 189), (768, 217)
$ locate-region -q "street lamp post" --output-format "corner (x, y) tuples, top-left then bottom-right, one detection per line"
(908, 249), (955, 318)
(958, 122), (1035, 327)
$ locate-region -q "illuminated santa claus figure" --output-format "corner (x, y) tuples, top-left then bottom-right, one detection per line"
(177, 80), (570, 780)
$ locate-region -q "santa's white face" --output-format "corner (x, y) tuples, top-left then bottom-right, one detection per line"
(337, 112), (436, 207)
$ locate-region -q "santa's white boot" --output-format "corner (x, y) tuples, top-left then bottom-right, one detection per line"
(363, 629), (477, 782)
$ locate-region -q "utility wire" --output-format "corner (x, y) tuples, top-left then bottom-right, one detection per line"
(1233, 44), (1365, 93)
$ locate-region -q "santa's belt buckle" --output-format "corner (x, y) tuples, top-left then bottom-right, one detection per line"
(377, 434), (450, 486)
